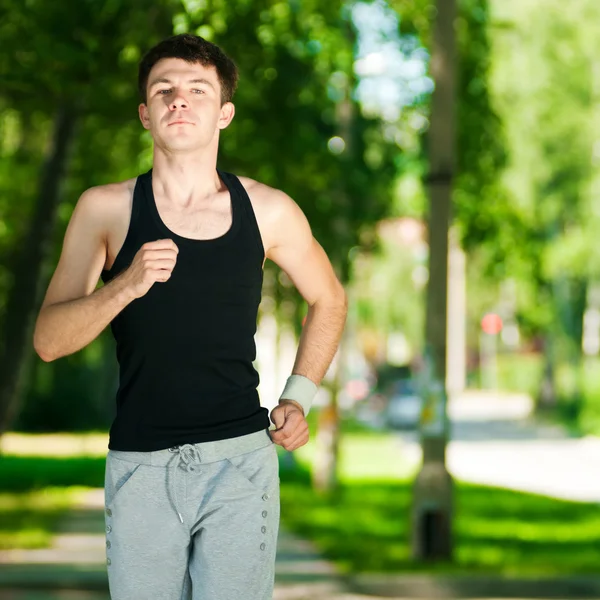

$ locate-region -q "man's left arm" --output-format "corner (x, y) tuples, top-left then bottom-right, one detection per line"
(265, 190), (348, 451)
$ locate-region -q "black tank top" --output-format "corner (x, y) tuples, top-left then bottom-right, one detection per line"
(101, 169), (269, 451)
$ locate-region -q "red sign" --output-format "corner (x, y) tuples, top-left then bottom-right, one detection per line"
(481, 313), (503, 335)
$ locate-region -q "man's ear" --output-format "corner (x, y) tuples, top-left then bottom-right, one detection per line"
(139, 104), (151, 130)
(218, 102), (235, 130)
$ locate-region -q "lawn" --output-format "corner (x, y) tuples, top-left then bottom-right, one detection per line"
(283, 431), (600, 576)
(0, 434), (108, 549)
(0, 487), (81, 549)
(279, 475), (600, 576)
(1, 431), (599, 576)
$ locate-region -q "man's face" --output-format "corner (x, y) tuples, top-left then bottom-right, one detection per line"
(139, 58), (234, 153)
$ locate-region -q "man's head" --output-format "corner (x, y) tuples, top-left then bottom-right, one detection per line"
(138, 34), (238, 106)
(137, 34), (238, 153)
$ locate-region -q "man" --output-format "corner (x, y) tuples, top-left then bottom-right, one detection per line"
(33, 33), (347, 600)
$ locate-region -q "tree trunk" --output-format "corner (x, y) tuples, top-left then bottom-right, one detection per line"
(312, 22), (355, 492)
(538, 337), (557, 410)
(0, 106), (77, 436)
(312, 321), (350, 493)
(312, 376), (340, 493)
(411, 0), (456, 561)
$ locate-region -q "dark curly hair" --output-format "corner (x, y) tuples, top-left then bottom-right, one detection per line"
(138, 34), (238, 105)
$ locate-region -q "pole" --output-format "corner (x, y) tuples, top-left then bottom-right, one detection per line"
(411, 0), (456, 561)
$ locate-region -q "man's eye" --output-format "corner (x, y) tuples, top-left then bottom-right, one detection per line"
(192, 89), (205, 94)
(158, 89), (171, 95)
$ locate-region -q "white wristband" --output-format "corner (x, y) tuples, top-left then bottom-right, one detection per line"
(278, 374), (318, 416)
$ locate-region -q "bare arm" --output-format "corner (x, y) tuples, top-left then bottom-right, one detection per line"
(261, 188), (347, 451)
(266, 192), (348, 387)
(34, 277), (136, 363)
(33, 187), (178, 362)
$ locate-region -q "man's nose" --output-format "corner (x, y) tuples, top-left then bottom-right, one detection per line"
(169, 94), (188, 110)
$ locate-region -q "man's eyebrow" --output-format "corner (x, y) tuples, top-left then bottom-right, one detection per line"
(148, 77), (172, 88)
(189, 78), (216, 89)
(148, 77), (215, 89)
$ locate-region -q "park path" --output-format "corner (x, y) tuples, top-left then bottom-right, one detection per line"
(1, 391), (599, 599)
(0, 488), (375, 600)
(394, 390), (600, 502)
(2, 487), (599, 600)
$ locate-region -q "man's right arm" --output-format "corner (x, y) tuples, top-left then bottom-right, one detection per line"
(33, 186), (135, 362)
(33, 186), (178, 362)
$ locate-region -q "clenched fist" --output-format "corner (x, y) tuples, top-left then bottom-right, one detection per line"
(270, 401), (309, 451)
(122, 239), (179, 299)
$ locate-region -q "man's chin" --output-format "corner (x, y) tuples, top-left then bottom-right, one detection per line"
(161, 139), (206, 154)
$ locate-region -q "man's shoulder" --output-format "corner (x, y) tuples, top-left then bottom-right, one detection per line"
(75, 177), (137, 224)
(237, 175), (278, 198)
(235, 176), (310, 250)
(236, 175), (296, 214)
(79, 177), (137, 205)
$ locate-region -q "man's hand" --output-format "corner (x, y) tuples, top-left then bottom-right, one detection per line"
(270, 400), (309, 451)
(121, 239), (179, 299)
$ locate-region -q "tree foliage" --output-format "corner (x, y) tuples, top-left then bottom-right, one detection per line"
(0, 0), (398, 431)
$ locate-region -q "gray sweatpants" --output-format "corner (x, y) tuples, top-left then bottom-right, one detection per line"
(103, 429), (280, 600)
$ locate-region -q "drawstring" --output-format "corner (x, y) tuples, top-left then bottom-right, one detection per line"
(170, 444), (202, 524)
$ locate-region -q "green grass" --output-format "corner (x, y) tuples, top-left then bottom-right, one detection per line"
(2, 433), (600, 576)
(0, 453), (106, 549)
(0, 487), (80, 549)
(279, 473), (600, 576)
(493, 352), (544, 398)
(477, 353), (600, 436)
(293, 432), (415, 481)
(0, 454), (107, 492)
(277, 432), (600, 577)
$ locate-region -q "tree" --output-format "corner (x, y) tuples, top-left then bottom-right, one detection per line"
(474, 0), (600, 418)
(410, 0), (456, 561)
(1, 0), (399, 440)
(0, 0), (174, 435)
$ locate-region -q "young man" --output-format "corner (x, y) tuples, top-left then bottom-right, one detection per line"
(33, 33), (347, 600)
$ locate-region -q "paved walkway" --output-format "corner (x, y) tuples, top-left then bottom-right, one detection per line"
(9, 487), (584, 600)
(0, 489), (370, 600)
(2, 392), (600, 599)
(395, 390), (600, 503)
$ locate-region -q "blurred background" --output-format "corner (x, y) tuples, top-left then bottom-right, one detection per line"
(2, 0), (600, 598)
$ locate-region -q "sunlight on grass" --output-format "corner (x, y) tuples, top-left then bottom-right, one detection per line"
(2, 431), (599, 575)
(280, 476), (600, 576)
(295, 433), (416, 481)
(0, 487), (81, 550)
(1, 432), (109, 457)
(279, 452), (600, 577)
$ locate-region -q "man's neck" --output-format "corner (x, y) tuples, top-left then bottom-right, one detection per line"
(151, 148), (223, 205)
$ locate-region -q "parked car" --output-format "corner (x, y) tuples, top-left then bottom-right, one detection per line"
(385, 378), (422, 430)
(354, 392), (388, 430)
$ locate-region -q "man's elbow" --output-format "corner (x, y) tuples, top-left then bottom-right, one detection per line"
(33, 334), (54, 362)
(312, 283), (347, 312)
(37, 351), (55, 363)
(33, 319), (57, 363)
